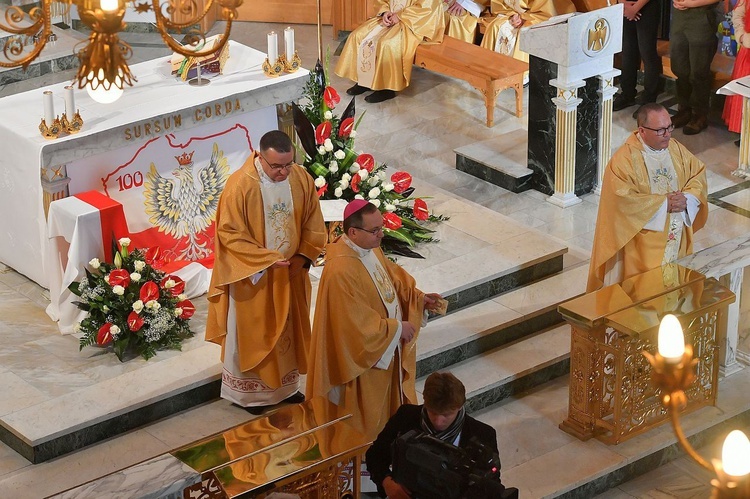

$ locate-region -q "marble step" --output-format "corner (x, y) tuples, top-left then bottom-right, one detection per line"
(455, 130), (533, 193)
(416, 264), (588, 378)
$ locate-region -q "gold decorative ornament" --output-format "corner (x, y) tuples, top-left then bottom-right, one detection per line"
(61, 111), (84, 134)
(0, 0), (243, 95)
(39, 117), (62, 139)
(263, 56), (284, 78)
(283, 50), (301, 73)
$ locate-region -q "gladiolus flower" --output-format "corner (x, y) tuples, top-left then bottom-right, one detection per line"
(161, 275), (185, 296)
(315, 122), (332, 144)
(324, 86), (341, 108)
(391, 171), (413, 194)
(356, 154), (375, 172)
(413, 198), (429, 221)
(339, 117), (355, 138)
(97, 323), (114, 346)
(108, 269), (130, 287)
(127, 311), (145, 332)
(177, 300), (196, 319)
(351, 173), (361, 193)
(383, 212), (403, 230)
(140, 281), (160, 303)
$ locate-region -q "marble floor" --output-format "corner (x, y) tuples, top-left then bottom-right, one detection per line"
(1, 18), (750, 498)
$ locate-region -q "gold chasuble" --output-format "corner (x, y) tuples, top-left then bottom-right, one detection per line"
(206, 151), (326, 407)
(480, 0), (557, 61)
(306, 237), (426, 441)
(587, 133), (708, 292)
(444, 0), (490, 43)
(335, 0), (445, 92)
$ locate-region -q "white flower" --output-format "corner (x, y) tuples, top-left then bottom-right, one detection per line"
(355, 194), (365, 200)
(177, 293), (187, 301)
(383, 182), (394, 192)
(385, 203), (396, 212)
(370, 199), (381, 208)
(132, 300), (144, 313)
(164, 279), (176, 289)
(324, 138), (334, 151)
(102, 305), (110, 313)
(329, 161), (339, 173)
(334, 187), (343, 198)
(318, 146), (326, 155)
(350, 130), (357, 138)
(339, 180), (349, 190)
(174, 308), (183, 317)
(133, 260), (146, 272)
(334, 150), (346, 160)
(378, 171), (387, 181)
(368, 187), (381, 199)
(104, 275), (110, 284)
(342, 173), (352, 182)
(130, 272), (141, 283)
(368, 175), (380, 186)
(358, 169), (369, 181)
(110, 325), (121, 336)
(146, 300), (161, 311)
(112, 285), (125, 296)
(118, 237), (131, 247)
(324, 110), (333, 120)
(349, 164), (360, 174)
(314, 176), (327, 188)
(89, 258), (101, 269)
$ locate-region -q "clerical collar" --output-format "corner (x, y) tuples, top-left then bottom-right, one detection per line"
(637, 132), (670, 158)
(254, 155), (287, 185)
(342, 235), (371, 257)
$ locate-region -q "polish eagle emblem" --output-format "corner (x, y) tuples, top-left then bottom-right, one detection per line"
(143, 143), (230, 261)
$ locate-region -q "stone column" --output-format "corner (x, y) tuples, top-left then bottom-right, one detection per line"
(41, 164), (71, 219)
(733, 97), (750, 179)
(719, 270), (744, 377)
(548, 78), (585, 208)
(594, 69), (620, 195)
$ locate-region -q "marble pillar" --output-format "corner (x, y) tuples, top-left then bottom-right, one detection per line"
(594, 69), (620, 195)
(734, 97), (750, 179)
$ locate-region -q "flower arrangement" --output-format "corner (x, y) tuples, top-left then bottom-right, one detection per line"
(69, 238), (196, 361)
(293, 60), (446, 258)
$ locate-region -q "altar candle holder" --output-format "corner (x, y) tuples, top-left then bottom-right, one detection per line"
(263, 56), (284, 78)
(39, 116), (62, 139)
(283, 50), (301, 73)
(61, 110), (84, 134)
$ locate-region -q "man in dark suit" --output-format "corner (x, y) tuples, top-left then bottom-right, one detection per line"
(365, 372), (502, 499)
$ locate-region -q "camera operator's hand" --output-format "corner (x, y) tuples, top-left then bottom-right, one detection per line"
(383, 476), (412, 499)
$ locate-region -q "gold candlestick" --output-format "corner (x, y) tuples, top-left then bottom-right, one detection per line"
(283, 50), (301, 73)
(262, 56), (284, 78)
(39, 116), (62, 139)
(61, 110), (84, 134)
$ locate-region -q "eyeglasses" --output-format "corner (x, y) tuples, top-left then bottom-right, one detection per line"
(259, 153), (295, 171)
(640, 124), (675, 136)
(352, 226), (384, 235)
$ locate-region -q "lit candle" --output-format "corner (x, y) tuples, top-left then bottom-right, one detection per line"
(722, 430), (750, 477)
(267, 31), (278, 62)
(284, 27), (295, 61)
(100, 0), (119, 13)
(64, 85), (75, 117)
(43, 90), (54, 123)
(657, 314), (685, 363)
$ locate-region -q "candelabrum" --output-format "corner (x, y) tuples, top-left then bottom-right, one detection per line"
(283, 51), (301, 73)
(263, 56), (284, 78)
(39, 116), (62, 139)
(643, 315), (750, 499)
(61, 111), (84, 134)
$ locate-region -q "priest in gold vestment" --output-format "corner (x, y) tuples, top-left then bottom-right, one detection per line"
(480, 0), (557, 62)
(587, 104), (708, 292)
(206, 131), (326, 414)
(306, 201), (442, 440)
(335, 0), (445, 103)
(443, 0), (490, 43)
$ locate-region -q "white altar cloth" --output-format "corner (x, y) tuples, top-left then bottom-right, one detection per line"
(0, 41), (307, 288)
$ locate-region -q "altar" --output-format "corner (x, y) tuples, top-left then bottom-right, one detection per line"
(0, 41), (308, 290)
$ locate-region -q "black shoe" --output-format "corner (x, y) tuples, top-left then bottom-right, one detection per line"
(671, 107), (692, 128)
(364, 89), (396, 103)
(612, 94), (636, 112)
(683, 114), (708, 135)
(346, 84), (370, 96)
(735, 139), (741, 147)
(284, 391), (305, 404)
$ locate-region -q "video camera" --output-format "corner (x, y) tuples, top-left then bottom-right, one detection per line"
(391, 430), (519, 499)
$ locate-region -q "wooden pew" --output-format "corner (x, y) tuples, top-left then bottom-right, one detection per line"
(414, 36), (528, 127)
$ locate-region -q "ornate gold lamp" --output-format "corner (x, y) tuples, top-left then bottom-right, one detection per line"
(644, 314), (750, 498)
(0, 0), (242, 102)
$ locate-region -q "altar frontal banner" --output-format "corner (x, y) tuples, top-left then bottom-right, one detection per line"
(65, 106), (277, 293)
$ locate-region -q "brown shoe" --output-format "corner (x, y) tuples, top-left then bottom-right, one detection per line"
(671, 107), (692, 128)
(683, 114), (708, 135)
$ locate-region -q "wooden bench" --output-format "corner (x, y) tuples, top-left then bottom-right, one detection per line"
(414, 36), (528, 127)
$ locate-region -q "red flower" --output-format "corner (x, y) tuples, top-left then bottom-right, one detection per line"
(177, 300), (195, 319)
(315, 122), (332, 145)
(413, 199), (429, 221)
(383, 212), (403, 230)
(139, 281), (160, 303)
(97, 323), (114, 346)
(339, 117), (355, 138)
(127, 311), (145, 332)
(108, 268), (130, 288)
(323, 86), (341, 109)
(391, 171), (412, 194)
(144, 246), (164, 267)
(317, 184), (328, 197)
(356, 153), (375, 173)
(351, 173), (361, 193)
(161, 275), (185, 297)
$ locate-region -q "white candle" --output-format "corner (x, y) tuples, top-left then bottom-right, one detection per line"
(657, 314), (685, 364)
(284, 27), (295, 61)
(64, 85), (75, 117)
(267, 31), (278, 62)
(43, 90), (54, 123)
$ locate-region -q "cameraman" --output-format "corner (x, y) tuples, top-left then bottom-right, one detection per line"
(365, 372), (500, 499)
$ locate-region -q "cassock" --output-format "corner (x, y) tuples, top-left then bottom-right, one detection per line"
(306, 236), (426, 441)
(206, 151), (326, 407)
(444, 0), (490, 43)
(587, 132), (708, 292)
(335, 0), (445, 92)
(480, 0), (557, 61)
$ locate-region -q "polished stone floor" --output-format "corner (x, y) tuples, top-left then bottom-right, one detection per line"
(1, 18), (749, 498)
